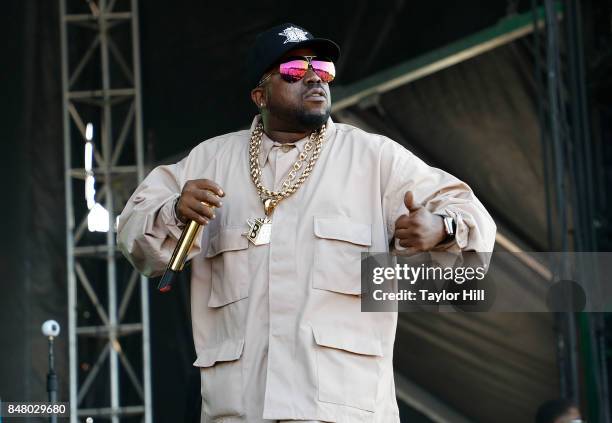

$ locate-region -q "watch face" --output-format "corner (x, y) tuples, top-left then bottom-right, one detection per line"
(443, 216), (455, 236)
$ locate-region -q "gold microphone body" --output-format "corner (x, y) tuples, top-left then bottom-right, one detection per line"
(157, 202), (209, 292)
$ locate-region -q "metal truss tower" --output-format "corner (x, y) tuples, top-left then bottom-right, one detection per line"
(59, 0), (151, 421)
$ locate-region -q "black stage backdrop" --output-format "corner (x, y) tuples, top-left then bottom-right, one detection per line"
(1, 0), (30, 404)
(0, 0), (69, 407)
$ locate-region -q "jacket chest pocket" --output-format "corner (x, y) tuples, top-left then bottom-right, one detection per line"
(205, 227), (250, 307)
(312, 216), (372, 295)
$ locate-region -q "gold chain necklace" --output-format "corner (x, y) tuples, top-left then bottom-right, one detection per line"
(242, 121), (326, 246)
(248, 121), (326, 216)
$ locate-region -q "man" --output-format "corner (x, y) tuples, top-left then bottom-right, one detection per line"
(118, 23), (496, 423)
(535, 399), (583, 423)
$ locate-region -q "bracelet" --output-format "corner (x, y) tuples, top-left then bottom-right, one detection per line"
(173, 195), (184, 224)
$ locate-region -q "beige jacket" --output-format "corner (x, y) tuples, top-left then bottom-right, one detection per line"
(117, 116), (496, 422)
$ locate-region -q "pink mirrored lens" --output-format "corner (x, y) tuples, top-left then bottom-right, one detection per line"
(311, 60), (335, 82)
(279, 60), (308, 82)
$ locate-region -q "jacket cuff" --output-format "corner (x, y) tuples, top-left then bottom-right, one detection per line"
(157, 193), (185, 239)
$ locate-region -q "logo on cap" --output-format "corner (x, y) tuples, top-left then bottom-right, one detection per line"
(278, 27), (309, 44)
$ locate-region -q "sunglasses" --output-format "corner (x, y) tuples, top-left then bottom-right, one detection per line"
(258, 56), (336, 86)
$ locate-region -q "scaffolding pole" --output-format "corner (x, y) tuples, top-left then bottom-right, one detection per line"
(59, 0), (151, 421)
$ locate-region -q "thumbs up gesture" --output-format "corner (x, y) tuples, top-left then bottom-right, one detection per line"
(394, 191), (447, 251)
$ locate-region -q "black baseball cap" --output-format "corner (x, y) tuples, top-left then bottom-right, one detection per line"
(247, 23), (340, 88)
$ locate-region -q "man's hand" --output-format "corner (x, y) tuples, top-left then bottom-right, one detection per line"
(394, 191), (446, 251)
(175, 179), (225, 225)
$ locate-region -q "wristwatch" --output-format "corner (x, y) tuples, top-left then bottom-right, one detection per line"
(442, 215), (456, 240)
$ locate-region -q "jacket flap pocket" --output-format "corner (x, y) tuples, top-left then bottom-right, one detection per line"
(314, 217), (372, 246)
(205, 227), (249, 258)
(312, 325), (382, 357)
(193, 337), (245, 368)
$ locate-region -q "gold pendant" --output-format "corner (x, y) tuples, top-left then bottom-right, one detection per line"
(264, 199), (277, 216)
(243, 217), (272, 246)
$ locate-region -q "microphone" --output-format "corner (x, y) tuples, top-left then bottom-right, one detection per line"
(42, 320), (60, 423)
(157, 219), (203, 292)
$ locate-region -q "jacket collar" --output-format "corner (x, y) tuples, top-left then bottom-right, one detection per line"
(248, 115), (337, 167)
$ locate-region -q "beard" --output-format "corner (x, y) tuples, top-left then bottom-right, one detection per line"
(295, 106), (331, 130)
(267, 97), (331, 132)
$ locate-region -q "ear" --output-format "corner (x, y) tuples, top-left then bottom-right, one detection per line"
(251, 87), (266, 110)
